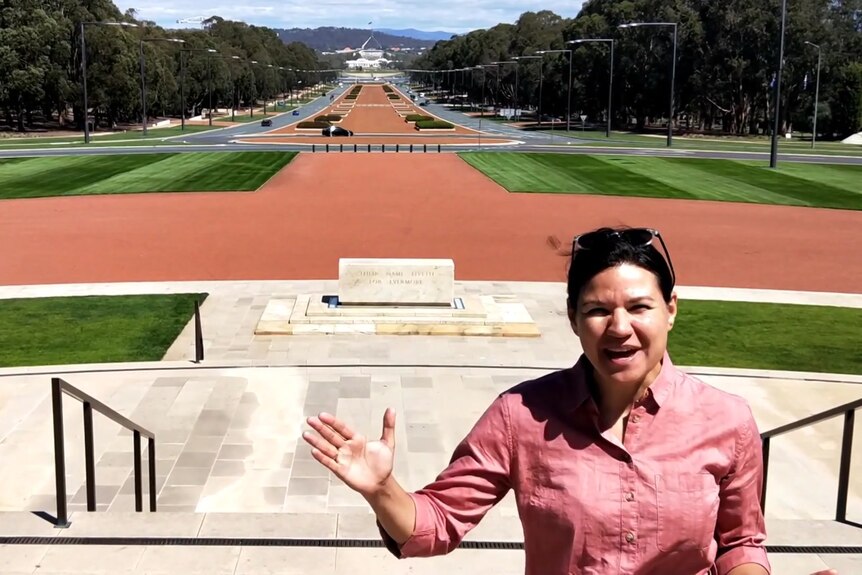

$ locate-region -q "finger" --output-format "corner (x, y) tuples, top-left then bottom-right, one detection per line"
(310, 446), (344, 475)
(318, 412), (357, 440)
(380, 408), (396, 448)
(301, 431), (339, 460)
(307, 416), (347, 448)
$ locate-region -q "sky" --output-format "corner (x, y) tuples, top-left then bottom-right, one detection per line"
(113, 0), (586, 34)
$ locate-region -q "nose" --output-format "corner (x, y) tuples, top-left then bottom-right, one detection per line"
(606, 308), (634, 338)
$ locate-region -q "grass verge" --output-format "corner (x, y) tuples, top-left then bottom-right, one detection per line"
(0, 294), (207, 368)
(458, 152), (862, 210)
(670, 300), (862, 376)
(0, 151), (297, 199)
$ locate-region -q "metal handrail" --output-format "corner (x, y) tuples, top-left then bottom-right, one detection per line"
(52, 377), (156, 528)
(760, 396), (862, 522)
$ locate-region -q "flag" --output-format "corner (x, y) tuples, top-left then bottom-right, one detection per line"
(769, 73), (776, 88)
(368, 21), (373, 25)
(803, 73), (809, 90)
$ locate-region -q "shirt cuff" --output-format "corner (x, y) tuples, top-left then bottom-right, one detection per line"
(714, 546), (771, 575)
(377, 492), (438, 558)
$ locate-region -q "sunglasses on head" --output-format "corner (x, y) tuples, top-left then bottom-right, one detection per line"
(572, 228), (676, 287)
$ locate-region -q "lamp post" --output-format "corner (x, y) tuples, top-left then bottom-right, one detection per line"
(769, 0), (788, 167)
(536, 49), (573, 131)
(513, 55), (543, 124)
(474, 65), (487, 146)
(140, 37), (184, 136)
(491, 61), (517, 117)
(79, 21), (138, 143)
(804, 41), (822, 149)
(223, 55), (241, 122)
(251, 60), (259, 117)
(619, 22), (678, 147)
(567, 39), (614, 138)
(180, 47), (218, 131)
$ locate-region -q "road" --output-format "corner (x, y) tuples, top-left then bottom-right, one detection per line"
(0, 84), (860, 165)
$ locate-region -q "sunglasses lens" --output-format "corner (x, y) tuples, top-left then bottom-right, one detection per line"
(621, 229), (655, 245)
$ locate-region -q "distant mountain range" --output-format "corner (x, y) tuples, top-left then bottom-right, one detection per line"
(274, 26), (458, 52)
(375, 28), (457, 41)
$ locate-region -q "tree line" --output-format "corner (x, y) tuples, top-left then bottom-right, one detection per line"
(0, 0), (326, 132)
(412, 1), (862, 138)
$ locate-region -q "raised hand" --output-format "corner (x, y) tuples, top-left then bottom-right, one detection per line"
(302, 408), (397, 497)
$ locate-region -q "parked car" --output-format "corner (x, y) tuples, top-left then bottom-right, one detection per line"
(322, 125), (354, 137)
(292, 110), (300, 116)
(260, 118), (272, 127)
(418, 101), (429, 107)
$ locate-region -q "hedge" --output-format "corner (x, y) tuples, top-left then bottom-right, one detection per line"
(415, 120), (455, 130)
(387, 94), (400, 100)
(297, 121), (330, 129)
(405, 114), (433, 122)
(382, 85), (394, 93)
(345, 94), (358, 100)
(314, 114), (342, 123)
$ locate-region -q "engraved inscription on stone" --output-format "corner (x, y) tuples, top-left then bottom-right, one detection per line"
(338, 258), (455, 305)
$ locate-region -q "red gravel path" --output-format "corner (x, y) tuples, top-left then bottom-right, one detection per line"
(1, 154), (860, 293)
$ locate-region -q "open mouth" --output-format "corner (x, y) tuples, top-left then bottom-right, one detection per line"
(604, 348), (639, 362)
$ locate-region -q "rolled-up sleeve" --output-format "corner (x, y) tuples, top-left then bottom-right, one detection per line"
(379, 394), (514, 558)
(713, 406), (771, 575)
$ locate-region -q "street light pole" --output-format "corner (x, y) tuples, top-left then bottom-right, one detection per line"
(140, 37), (184, 136)
(491, 61), (517, 117)
(619, 22), (678, 147)
(805, 41), (822, 149)
(770, 0), (788, 167)
(568, 39), (615, 137)
(180, 48), (218, 131)
(79, 20), (138, 144)
(512, 55), (542, 123)
(536, 49), (573, 132)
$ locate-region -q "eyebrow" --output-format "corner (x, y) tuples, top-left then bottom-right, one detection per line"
(580, 296), (656, 308)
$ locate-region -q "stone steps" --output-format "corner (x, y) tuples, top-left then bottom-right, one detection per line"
(0, 512), (860, 574)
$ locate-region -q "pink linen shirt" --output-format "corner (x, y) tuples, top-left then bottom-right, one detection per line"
(381, 354), (771, 575)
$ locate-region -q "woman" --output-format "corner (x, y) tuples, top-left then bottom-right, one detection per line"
(302, 226), (837, 575)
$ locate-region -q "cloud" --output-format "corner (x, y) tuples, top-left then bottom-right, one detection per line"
(115, 0), (585, 33)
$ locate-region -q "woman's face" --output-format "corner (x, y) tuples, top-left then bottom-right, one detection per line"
(570, 263), (677, 391)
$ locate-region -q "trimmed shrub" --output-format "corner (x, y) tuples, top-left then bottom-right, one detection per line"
(387, 94), (400, 100)
(415, 120), (455, 130)
(314, 115), (329, 122)
(382, 85), (394, 93)
(297, 121), (330, 129)
(345, 94), (358, 100)
(405, 114), (433, 123)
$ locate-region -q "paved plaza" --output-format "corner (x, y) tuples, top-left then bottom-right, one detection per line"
(0, 280), (860, 573)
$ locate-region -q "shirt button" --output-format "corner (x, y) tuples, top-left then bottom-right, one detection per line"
(625, 532), (636, 543)
(625, 491), (635, 502)
(630, 414), (640, 423)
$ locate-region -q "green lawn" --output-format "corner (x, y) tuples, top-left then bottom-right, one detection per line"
(550, 130), (862, 157)
(459, 152), (862, 210)
(0, 294), (206, 368)
(0, 125), (219, 149)
(670, 300), (862, 376)
(0, 151), (297, 199)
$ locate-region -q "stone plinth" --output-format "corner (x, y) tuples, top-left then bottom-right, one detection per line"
(338, 258), (454, 305)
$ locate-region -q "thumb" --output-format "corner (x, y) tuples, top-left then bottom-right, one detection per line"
(380, 407), (396, 448)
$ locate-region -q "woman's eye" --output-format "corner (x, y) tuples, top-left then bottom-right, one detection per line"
(586, 308), (609, 316)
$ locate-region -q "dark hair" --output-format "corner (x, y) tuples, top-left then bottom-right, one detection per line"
(549, 227), (675, 308)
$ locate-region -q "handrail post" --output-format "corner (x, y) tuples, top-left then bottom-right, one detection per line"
(836, 410), (855, 522)
(194, 300), (204, 363)
(760, 436), (770, 514)
(83, 402), (96, 512)
(52, 378), (71, 528)
(133, 430), (143, 512)
(148, 438), (157, 511)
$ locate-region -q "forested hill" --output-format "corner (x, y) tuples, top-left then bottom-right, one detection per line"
(274, 27), (436, 52)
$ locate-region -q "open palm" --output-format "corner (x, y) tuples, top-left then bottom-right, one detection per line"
(302, 408), (396, 496)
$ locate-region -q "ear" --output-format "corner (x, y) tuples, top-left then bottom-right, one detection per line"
(567, 304), (579, 336)
(667, 291), (678, 330)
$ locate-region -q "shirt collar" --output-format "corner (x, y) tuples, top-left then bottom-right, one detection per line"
(567, 351), (679, 412)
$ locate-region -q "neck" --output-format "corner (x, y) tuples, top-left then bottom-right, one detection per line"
(591, 361), (662, 428)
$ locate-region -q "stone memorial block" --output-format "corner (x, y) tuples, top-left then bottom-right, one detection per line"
(338, 258), (454, 305)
